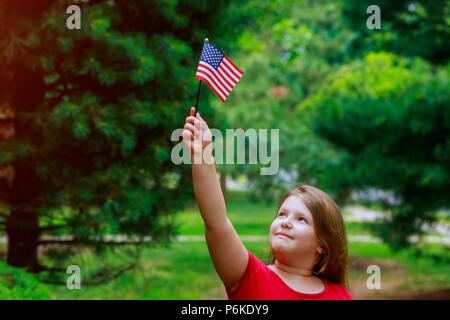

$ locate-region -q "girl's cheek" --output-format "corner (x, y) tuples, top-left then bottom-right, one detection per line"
(269, 222), (278, 233)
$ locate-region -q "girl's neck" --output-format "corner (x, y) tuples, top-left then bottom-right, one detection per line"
(273, 259), (314, 279)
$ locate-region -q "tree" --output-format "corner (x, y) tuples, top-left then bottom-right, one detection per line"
(0, 0), (253, 282)
(342, 0), (450, 64)
(211, 0), (357, 203)
(302, 52), (450, 249)
(214, 0), (449, 251)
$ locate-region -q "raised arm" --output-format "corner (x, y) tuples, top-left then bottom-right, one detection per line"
(182, 107), (248, 290)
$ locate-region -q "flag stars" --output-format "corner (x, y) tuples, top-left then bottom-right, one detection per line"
(200, 42), (224, 69)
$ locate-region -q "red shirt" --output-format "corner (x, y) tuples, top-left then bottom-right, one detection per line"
(225, 250), (354, 300)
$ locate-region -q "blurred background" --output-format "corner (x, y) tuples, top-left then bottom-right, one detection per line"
(0, 0), (448, 299)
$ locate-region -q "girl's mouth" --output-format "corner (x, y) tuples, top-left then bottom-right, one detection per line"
(276, 233), (293, 239)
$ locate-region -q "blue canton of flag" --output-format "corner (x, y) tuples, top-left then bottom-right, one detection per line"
(195, 41), (244, 102)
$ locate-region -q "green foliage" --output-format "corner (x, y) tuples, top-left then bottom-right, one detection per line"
(342, 0), (450, 64)
(304, 52), (450, 249)
(0, 0), (255, 277)
(0, 260), (51, 299)
(215, 0), (357, 203)
(211, 0), (449, 251)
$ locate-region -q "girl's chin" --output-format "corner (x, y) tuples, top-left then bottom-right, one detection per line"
(270, 241), (291, 252)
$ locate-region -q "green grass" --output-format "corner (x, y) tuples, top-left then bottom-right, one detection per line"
(0, 259), (51, 299)
(45, 240), (272, 300)
(436, 211), (450, 224)
(347, 241), (450, 295)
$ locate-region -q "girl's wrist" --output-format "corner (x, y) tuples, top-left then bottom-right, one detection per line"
(191, 149), (214, 165)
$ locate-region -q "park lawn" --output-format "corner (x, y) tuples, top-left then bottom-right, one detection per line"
(45, 240), (272, 299)
(347, 241), (450, 298)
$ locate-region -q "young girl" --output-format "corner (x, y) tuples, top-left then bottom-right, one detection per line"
(182, 107), (353, 300)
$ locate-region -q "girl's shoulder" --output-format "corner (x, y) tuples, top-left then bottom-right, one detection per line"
(324, 280), (354, 300)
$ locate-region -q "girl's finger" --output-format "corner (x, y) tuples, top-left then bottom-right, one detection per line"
(184, 122), (195, 132)
(190, 107), (195, 117)
(196, 113), (207, 126)
(194, 119), (202, 131)
(182, 130), (193, 145)
(186, 116), (196, 124)
(183, 129), (193, 138)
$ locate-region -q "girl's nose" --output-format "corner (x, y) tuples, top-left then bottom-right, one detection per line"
(281, 220), (291, 229)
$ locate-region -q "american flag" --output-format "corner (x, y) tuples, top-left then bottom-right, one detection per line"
(195, 41), (244, 102)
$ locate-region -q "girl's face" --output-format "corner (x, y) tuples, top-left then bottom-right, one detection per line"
(269, 195), (323, 265)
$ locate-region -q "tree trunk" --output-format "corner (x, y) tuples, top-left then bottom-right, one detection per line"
(6, 207), (40, 271)
(2, 61), (46, 272)
(6, 159), (42, 272)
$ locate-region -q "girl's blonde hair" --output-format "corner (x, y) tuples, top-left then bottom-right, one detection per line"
(267, 185), (350, 289)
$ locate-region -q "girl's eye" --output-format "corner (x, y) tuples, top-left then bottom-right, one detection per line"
(298, 217), (306, 222)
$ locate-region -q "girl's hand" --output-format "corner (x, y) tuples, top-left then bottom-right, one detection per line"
(182, 107), (212, 157)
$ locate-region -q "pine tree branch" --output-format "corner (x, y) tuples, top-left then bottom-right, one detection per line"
(34, 265), (66, 273)
(0, 211), (9, 219)
(0, 118), (14, 124)
(37, 237), (152, 246)
(85, 0), (113, 7)
(5, 204), (35, 213)
(39, 224), (70, 232)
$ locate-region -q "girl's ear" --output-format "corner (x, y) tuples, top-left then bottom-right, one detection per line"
(316, 245), (325, 255)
